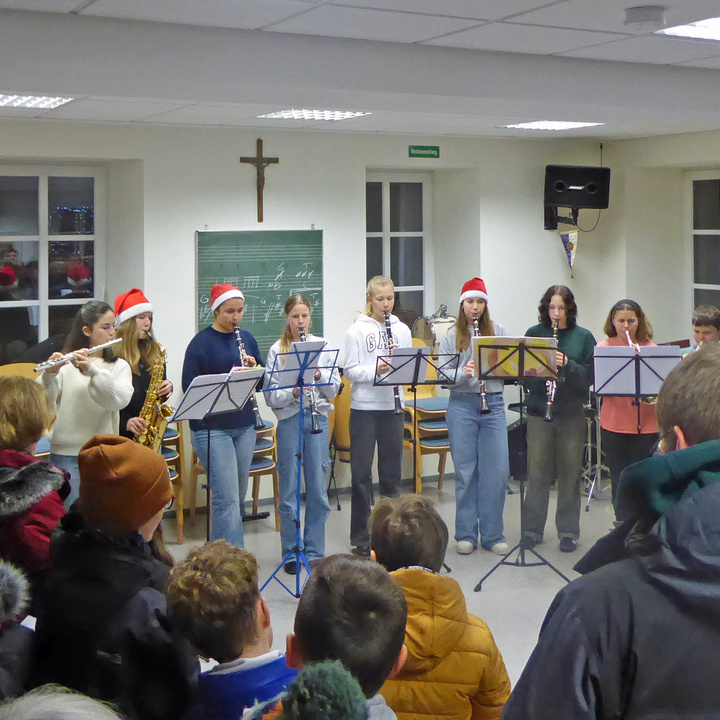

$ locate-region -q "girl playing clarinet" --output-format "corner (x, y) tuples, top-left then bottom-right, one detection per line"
(181, 284), (262, 547)
(114, 288), (173, 441)
(597, 299), (658, 522)
(343, 275), (411, 556)
(522, 285), (596, 553)
(41, 300), (133, 506)
(265, 294), (340, 573)
(439, 277), (509, 556)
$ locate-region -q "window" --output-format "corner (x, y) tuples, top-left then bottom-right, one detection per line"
(366, 173), (431, 329)
(0, 167), (104, 364)
(692, 178), (720, 310)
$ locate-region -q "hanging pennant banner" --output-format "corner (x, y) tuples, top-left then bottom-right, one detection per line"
(559, 230), (577, 278)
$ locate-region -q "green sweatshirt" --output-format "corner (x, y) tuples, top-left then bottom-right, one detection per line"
(523, 322), (596, 417)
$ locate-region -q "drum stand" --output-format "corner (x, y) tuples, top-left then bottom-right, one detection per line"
(582, 394), (610, 511)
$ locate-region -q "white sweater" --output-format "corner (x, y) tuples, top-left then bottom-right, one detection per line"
(41, 356), (134, 455)
(343, 313), (412, 411)
(263, 336), (341, 421)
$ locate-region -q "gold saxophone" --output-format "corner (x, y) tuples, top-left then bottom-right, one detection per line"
(136, 336), (174, 452)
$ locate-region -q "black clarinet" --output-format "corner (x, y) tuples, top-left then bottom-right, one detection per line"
(383, 311), (404, 415)
(544, 320), (559, 422)
(233, 325), (266, 430)
(299, 328), (322, 434)
(473, 314), (491, 415)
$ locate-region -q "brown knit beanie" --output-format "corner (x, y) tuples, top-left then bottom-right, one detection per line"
(78, 434), (171, 535)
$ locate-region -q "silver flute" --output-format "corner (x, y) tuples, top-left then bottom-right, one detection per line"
(473, 314), (491, 414)
(33, 338), (122, 372)
(544, 320), (559, 422)
(233, 325), (266, 430)
(299, 328), (322, 434)
(383, 311), (404, 415)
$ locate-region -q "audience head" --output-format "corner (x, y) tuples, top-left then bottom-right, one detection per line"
(538, 284), (577, 329)
(657, 345), (720, 453)
(280, 661), (368, 720)
(370, 494), (448, 573)
(0, 686), (123, 720)
(603, 299), (653, 342)
(78, 435), (171, 539)
(0, 376), (54, 452)
(167, 540), (270, 663)
(287, 554), (407, 698)
(691, 305), (720, 345)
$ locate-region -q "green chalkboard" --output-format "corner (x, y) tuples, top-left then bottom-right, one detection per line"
(196, 230), (323, 358)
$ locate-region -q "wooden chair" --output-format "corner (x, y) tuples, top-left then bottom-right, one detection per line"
(404, 395), (450, 493)
(0, 362), (39, 379)
(161, 421), (186, 543)
(328, 376), (352, 504)
(402, 337), (438, 401)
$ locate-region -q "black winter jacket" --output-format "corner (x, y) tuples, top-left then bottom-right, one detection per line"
(31, 512), (198, 720)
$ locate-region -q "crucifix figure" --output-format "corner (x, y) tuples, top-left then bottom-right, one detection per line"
(240, 138), (279, 223)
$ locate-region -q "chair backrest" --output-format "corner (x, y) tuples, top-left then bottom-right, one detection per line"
(331, 377), (352, 460)
(403, 338), (437, 400)
(0, 362), (39, 379)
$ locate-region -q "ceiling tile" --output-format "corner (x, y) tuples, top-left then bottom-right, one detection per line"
(0, 1), (77, 10)
(265, 5), (481, 42)
(81, 0), (320, 30)
(509, 0), (720, 34)
(46, 97), (194, 121)
(559, 34), (720, 64)
(332, 0), (557, 22)
(676, 55), (720, 69)
(426, 21), (623, 54)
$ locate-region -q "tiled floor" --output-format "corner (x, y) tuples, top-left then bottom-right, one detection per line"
(164, 476), (616, 685)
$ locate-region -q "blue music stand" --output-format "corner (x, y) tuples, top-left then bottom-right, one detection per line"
(260, 340), (339, 598)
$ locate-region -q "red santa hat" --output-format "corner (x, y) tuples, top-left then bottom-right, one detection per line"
(0, 265), (16, 287)
(459, 277), (488, 305)
(67, 264), (92, 286)
(114, 288), (153, 325)
(210, 284), (244, 313)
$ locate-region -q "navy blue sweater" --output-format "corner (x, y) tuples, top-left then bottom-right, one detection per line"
(181, 326), (263, 431)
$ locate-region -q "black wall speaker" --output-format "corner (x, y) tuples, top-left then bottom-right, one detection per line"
(544, 165), (611, 209)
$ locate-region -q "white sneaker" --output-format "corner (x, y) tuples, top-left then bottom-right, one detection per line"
(456, 541), (474, 555)
(489, 542), (510, 556)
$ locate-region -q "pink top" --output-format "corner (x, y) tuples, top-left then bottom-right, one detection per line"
(597, 337), (658, 435)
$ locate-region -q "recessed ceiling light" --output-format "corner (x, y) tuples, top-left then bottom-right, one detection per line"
(257, 109), (371, 121)
(502, 121), (604, 131)
(657, 16), (720, 41)
(0, 94), (73, 109)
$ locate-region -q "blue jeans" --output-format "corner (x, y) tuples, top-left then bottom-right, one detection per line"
(50, 454), (80, 508)
(191, 426), (257, 547)
(446, 392), (508, 549)
(276, 411), (331, 561)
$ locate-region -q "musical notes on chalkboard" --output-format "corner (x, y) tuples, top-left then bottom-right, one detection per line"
(196, 231), (323, 358)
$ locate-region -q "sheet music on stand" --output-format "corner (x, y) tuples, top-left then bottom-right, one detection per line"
(473, 336), (557, 381)
(594, 346), (680, 398)
(266, 339), (337, 390)
(170, 367), (266, 423)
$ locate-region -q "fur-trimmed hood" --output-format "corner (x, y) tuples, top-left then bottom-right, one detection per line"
(0, 449), (68, 519)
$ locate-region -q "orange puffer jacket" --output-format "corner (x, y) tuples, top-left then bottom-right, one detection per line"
(380, 567), (511, 720)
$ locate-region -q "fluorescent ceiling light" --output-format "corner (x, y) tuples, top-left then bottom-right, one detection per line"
(257, 108), (371, 121)
(0, 94), (73, 109)
(657, 17), (720, 40)
(502, 121), (604, 130)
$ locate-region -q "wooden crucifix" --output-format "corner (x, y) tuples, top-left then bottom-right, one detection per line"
(240, 138), (279, 223)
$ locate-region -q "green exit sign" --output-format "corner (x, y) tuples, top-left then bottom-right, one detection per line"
(409, 145), (440, 159)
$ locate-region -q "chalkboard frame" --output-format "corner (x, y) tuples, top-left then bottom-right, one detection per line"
(196, 230), (323, 359)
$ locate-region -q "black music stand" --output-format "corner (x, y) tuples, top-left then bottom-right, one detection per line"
(594, 345), (680, 433)
(260, 341), (338, 598)
(170, 367), (266, 541)
(471, 337), (570, 591)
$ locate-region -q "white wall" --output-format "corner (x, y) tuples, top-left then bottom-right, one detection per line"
(1, 117), (713, 493)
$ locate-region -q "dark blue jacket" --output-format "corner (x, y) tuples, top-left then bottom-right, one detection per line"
(182, 326), (263, 431)
(192, 653), (296, 720)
